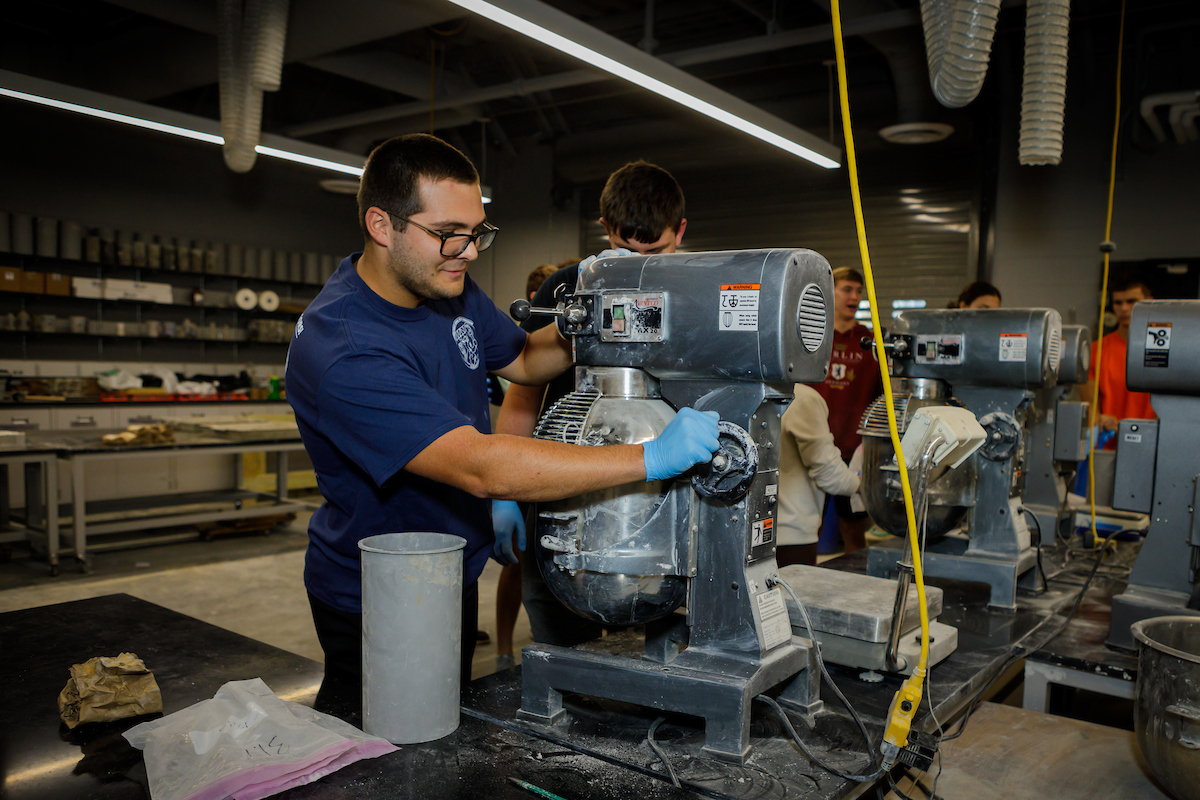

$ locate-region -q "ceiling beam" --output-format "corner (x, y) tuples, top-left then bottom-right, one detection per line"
(287, 7), (918, 139)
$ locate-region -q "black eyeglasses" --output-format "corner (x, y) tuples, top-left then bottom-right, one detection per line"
(392, 215), (499, 257)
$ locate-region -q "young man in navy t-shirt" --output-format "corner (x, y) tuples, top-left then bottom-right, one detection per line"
(285, 135), (720, 717)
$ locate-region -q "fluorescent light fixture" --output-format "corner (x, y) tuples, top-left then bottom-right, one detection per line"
(0, 69), (365, 177)
(441, 0), (841, 169)
(891, 299), (927, 309)
(481, 183), (493, 204)
(0, 86), (224, 146)
(254, 144), (362, 176)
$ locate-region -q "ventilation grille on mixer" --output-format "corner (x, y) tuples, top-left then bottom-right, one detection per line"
(797, 283), (827, 353)
(534, 389), (600, 444)
(1048, 331), (1064, 372)
(858, 393), (912, 437)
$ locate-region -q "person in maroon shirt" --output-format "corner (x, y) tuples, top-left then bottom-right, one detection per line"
(812, 267), (884, 553)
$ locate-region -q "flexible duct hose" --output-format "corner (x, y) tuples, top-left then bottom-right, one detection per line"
(217, 0), (289, 173)
(919, 0), (1002, 108)
(253, 0), (289, 92)
(1019, 0), (1070, 165)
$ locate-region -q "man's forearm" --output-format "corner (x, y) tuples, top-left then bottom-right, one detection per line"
(496, 382), (545, 438)
(498, 324), (573, 386)
(405, 425), (647, 502)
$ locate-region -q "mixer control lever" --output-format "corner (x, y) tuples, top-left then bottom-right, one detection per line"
(861, 333), (911, 357)
(510, 298), (591, 325)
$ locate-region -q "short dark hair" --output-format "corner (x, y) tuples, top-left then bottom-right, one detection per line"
(599, 161), (685, 244)
(955, 281), (1001, 307)
(832, 267), (864, 286)
(526, 263), (559, 297)
(357, 134), (479, 240)
(1111, 272), (1153, 297)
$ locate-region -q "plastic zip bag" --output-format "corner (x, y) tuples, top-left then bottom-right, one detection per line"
(124, 678), (396, 800)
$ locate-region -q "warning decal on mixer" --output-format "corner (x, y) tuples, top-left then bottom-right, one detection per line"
(719, 284), (760, 331)
(751, 517), (774, 547)
(1144, 322), (1171, 368)
(755, 587), (792, 651)
(998, 333), (1027, 362)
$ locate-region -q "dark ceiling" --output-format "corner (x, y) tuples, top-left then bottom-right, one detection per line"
(1, 0), (1196, 187)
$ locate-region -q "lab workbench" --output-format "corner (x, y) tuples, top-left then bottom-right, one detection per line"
(0, 547), (1147, 800)
(0, 428), (307, 574)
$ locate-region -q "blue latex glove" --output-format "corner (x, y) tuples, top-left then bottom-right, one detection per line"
(578, 247), (633, 272)
(643, 408), (721, 482)
(491, 500), (526, 566)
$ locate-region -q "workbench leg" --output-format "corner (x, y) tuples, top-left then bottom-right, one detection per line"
(46, 457), (59, 576)
(0, 464), (8, 530)
(24, 461), (45, 531)
(1022, 660), (1052, 713)
(71, 457), (89, 572)
(276, 450), (289, 500)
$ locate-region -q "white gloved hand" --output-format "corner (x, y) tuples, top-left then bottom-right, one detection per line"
(578, 248), (634, 272)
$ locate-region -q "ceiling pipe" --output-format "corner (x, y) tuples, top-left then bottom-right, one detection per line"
(1140, 90), (1200, 143)
(1169, 101), (1200, 144)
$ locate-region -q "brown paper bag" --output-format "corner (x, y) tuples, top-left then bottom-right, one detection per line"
(58, 653), (164, 729)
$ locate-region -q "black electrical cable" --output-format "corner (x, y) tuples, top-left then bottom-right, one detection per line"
(757, 695), (886, 782)
(765, 576), (885, 778)
(903, 766), (943, 800)
(887, 773), (918, 800)
(1018, 506), (1049, 592)
(646, 717), (681, 789)
(937, 527), (1123, 743)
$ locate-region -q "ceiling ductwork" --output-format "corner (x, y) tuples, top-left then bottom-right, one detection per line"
(218, 0), (290, 173)
(919, 0), (1002, 108)
(1141, 90), (1200, 144)
(1018, 0), (1070, 165)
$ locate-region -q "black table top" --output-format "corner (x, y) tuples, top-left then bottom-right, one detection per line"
(0, 594), (693, 800)
(0, 548), (1125, 800)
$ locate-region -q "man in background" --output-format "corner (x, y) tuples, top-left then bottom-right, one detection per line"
(495, 159), (687, 648)
(812, 267), (883, 554)
(1081, 273), (1155, 443)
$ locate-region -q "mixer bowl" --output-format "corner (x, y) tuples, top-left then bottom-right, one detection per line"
(1131, 615), (1200, 800)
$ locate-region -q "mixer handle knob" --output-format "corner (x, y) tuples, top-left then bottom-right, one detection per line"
(510, 298), (570, 322)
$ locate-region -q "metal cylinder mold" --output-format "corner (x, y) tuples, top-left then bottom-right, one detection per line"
(1131, 616), (1200, 800)
(533, 366), (689, 626)
(359, 532), (465, 744)
(858, 379), (974, 539)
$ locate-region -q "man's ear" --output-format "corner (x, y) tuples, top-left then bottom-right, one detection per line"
(673, 218), (687, 247)
(364, 207), (393, 249)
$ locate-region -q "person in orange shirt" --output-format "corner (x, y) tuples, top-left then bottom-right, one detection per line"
(1081, 274), (1156, 446)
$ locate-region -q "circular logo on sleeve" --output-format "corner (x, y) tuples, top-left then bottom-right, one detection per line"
(452, 317), (480, 370)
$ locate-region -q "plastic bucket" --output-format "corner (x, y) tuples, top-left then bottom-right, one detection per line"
(1131, 616), (1200, 800)
(359, 532), (465, 744)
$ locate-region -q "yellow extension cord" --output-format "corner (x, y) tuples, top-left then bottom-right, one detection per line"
(1087, 0), (1128, 552)
(828, 0), (928, 754)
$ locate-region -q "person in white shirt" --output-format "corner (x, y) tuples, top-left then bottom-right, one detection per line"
(777, 384), (862, 566)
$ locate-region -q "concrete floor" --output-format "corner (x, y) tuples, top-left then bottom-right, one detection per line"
(0, 509), (532, 680)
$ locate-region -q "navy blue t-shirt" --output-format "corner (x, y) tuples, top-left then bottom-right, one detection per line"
(286, 255), (528, 614)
